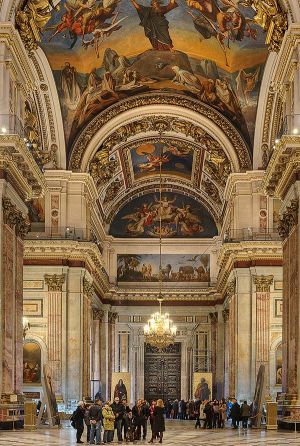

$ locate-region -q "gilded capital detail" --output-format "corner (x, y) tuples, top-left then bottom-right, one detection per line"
(2, 197), (30, 238)
(44, 274), (66, 292)
(222, 309), (229, 323)
(108, 311), (118, 324)
(277, 200), (298, 240)
(253, 275), (274, 293)
(93, 308), (104, 321)
(209, 312), (218, 323)
(83, 278), (94, 299)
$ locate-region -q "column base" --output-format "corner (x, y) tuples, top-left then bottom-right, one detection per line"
(0, 394), (25, 430)
(277, 393), (300, 430)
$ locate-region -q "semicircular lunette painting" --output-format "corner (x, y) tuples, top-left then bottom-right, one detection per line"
(20, 0), (268, 153)
(109, 192), (218, 238)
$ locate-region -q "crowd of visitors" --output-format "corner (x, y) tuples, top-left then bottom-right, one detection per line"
(70, 396), (252, 444)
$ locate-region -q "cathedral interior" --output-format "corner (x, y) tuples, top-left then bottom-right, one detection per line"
(1, 0), (300, 443)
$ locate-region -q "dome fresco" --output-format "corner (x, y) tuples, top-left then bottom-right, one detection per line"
(17, 0), (268, 154)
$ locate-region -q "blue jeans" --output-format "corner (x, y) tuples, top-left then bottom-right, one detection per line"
(90, 421), (102, 444)
(115, 419), (123, 441)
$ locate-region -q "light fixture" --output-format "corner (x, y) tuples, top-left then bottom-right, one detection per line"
(23, 317), (30, 339)
(143, 135), (177, 350)
(275, 139), (280, 144)
(1, 127), (7, 133)
(293, 128), (299, 135)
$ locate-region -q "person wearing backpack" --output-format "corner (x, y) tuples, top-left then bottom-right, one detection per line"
(89, 399), (103, 445)
(72, 401), (86, 444)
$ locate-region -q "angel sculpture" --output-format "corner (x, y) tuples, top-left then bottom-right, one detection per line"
(236, 66), (260, 106)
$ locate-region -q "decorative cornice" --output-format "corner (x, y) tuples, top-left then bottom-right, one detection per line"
(0, 135), (46, 199)
(277, 199), (298, 240)
(252, 274), (274, 292)
(2, 197), (30, 238)
(263, 136), (300, 199)
(69, 93), (251, 172)
(217, 241), (282, 293)
(44, 274), (65, 292)
(24, 239), (108, 296)
(105, 287), (220, 302)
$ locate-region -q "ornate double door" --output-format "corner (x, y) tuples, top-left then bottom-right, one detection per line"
(144, 343), (181, 402)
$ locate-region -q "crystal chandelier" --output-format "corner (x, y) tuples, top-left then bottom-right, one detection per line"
(143, 137), (177, 350)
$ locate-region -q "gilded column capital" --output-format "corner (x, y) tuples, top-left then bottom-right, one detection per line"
(253, 275), (274, 292)
(93, 308), (104, 321)
(108, 311), (118, 324)
(277, 199), (298, 240)
(83, 277), (94, 299)
(2, 197), (30, 238)
(222, 309), (229, 323)
(209, 312), (218, 323)
(44, 274), (66, 292)
(226, 278), (236, 299)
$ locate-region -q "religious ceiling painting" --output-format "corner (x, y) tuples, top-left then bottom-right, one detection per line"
(109, 192), (218, 238)
(18, 0), (268, 155)
(117, 253), (210, 284)
(129, 140), (194, 181)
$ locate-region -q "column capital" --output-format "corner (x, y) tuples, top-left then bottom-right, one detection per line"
(93, 308), (104, 321)
(277, 199), (298, 240)
(44, 274), (65, 291)
(253, 275), (274, 293)
(226, 278), (236, 298)
(83, 277), (94, 299)
(2, 197), (30, 238)
(108, 311), (118, 323)
(222, 309), (229, 323)
(209, 312), (218, 323)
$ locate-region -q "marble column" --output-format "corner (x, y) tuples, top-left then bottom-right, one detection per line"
(253, 275), (274, 394)
(44, 274), (66, 394)
(92, 309), (104, 384)
(108, 311), (118, 399)
(100, 307), (109, 400)
(209, 312), (218, 398)
(222, 309), (230, 398)
(277, 199), (300, 413)
(82, 278), (93, 398)
(1, 197), (29, 398)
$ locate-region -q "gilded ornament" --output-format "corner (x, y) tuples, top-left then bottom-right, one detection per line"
(44, 274), (66, 292)
(92, 308), (104, 321)
(83, 277), (94, 298)
(108, 311), (118, 323)
(103, 178), (123, 204)
(253, 274), (274, 292)
(277, 199), (298, 240)
(89, 148), (119, 187)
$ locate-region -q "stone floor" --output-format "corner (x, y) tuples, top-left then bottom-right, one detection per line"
(1, 420), (300, 445)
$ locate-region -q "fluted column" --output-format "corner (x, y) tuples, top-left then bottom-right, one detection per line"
(253, 275), (273, 392)
(91, 309), (104, 395)
(226, 279), (236, 397)
(209, 312), (218, 398)
(82, 278), (93, 398)
(108, 311), (118, 399)
(44, 274), (65, 394)
(222, 309), (230, 398)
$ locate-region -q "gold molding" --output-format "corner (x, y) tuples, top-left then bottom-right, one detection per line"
(277, 199), (298, 239)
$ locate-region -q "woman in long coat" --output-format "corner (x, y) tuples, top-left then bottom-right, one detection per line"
(149, 399), (165, 443)
(102, 401), (115, 443)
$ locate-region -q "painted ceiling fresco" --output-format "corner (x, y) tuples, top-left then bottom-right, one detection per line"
(109, 192), (218, 238)
(19, 0), (268, 154)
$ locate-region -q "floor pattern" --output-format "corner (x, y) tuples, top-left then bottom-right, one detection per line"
(0, 420), (300, 445)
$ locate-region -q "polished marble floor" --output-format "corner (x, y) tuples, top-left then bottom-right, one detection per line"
(1, 420), (300, 445)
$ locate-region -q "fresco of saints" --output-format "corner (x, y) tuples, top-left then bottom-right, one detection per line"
(130, 0), (178, 51)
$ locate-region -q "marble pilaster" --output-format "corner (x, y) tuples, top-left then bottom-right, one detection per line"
(108, 311), (118, 399)
(209, 312), (218, 398)
(44, 274), (65, 394)
(82, 278), (93, 398)
(223, 309), (230, 398)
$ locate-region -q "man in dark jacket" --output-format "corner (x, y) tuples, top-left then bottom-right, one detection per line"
(203, 401), (213, 429)
(230, 398), (241, 429)
(132, 399), (147, 440)
(72, 401), (85, 444)
(111, 396), (126, 442)
(88, 400), (102, 445)
(240, 400), (251, 429)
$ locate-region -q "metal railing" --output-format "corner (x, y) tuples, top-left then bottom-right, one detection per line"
(223, 227), (281, 243)
(0, 114), (24, 137)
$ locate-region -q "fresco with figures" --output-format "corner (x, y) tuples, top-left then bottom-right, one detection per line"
(129, 141), (194, 180)
(117, 254), (210, 283)
(18, 0), (268, 153)
(109, 192), (218, 237)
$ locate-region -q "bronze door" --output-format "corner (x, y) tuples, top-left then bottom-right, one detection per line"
(144, 343), (181, 402)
